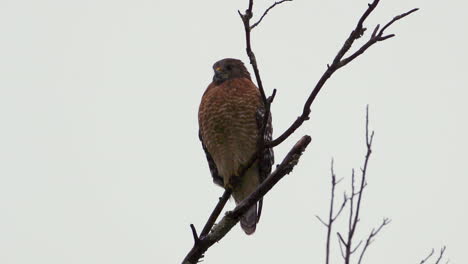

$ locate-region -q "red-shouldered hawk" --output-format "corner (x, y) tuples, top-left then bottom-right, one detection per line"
(198, 58), (274, 235)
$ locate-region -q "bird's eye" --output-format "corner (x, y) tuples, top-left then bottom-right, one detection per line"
(226, 65), (232, 71)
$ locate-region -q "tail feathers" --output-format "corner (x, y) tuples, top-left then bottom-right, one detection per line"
(240, 203), (257, 235)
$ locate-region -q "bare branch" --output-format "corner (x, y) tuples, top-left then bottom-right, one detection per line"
(435, 246), (447, 264)
(337, 232), (347, 259)
(351, 240), (363, 254)
(322, 106), (381, 264)
(349, 169), (356, 232)
(268, 0), (418, 147)
(380, 8), (419, 35)
(420, 249), (435, 264)
(332, 194), (348, 221)
(189, 224), (200, 245)
(315, 215), (329, 227)
(251, 0), (293, 30)
(239, 3), (267, 105)
(357, 218), (391, 264)
(337, 232), (347, 247)
(182, 136), (311, 264)
(419, 246), (448, 264)
(339, 7), (419, 68)
(200, 190), (232, 237)
(239, 2), (278, 173)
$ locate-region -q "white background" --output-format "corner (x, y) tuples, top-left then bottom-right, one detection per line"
(0, 0), (466, 263)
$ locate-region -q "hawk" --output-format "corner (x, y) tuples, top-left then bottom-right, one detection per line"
(198, 58), (274, 235)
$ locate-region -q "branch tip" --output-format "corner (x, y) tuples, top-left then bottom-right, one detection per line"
(190, 224), (200, 244)
(251, 0), (293, 29)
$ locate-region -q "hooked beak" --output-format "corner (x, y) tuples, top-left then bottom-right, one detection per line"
(213, 67), (228, 82)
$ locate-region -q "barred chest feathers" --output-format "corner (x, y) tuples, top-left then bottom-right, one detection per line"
(198, 78), (262, 186)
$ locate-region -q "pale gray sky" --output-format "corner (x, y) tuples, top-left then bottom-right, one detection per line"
(0, 0), (466, 263)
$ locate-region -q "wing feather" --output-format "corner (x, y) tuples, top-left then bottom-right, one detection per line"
(255, 105), (274, 222)
(199, 130), (223, 186)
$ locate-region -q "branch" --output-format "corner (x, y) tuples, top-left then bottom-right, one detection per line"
(339, 7), (419, 67)
(317, 158), (349, 264)
(182, 135), (311, 264)
(251, 0), (293, 30)
(337, 232), (347, 259)
(332, 192), (348, 221)
(239, 1), (267, 105)
(420, 249), (435, 264)
(350, 106), (374, 235)
(357, 218), (391, 264)
(268, 0), (418, 147)
(435, 246), (447, 264)
(199, 190), (232, 237)
(419, 246), (448, 264)
(239, 1), (281, 157)
(343, 106), (374, 264)
(325, 106), (387, 264)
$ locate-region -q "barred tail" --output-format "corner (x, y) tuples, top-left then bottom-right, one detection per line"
(240, 203), (257, 235)
(232, 163), (261, 235)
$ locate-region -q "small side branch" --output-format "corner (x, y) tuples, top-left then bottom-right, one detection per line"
(420, 249), (435, 264)
(200, 190), (232, 237)
(434, 246), (447, 264)
(251, 0), (293, 30)
(419, 246), (448, 264)
(189, 224), (200, 245)
(357, 218), (391, 264)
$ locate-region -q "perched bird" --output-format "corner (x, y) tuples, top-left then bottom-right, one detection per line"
(198, 58), (274, 235)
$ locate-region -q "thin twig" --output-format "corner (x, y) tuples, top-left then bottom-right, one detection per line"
(200, 190), (232, 237)
(435, 246), (447, 264)
(357, 218), (391, 264)
(251, 0), (293, 29)
(328, 106), (379, 264)
(239, 1), (267, 105)
(419, 246), (448, 264)
(316, 215), (329, 227)
(337, 232), (347, 259)
(326, 159), (337, 264)
(189, 224), (200, 245)
(320, 158), (348, 264)
(332, 193), (348, 221)
(420, 249), (435, 264)
(351, 240), (363, 254)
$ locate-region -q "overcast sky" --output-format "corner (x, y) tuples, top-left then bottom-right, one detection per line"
(0, 0), (466, 263)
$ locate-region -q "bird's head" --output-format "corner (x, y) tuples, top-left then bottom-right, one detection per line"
(212, 58), (251, 84)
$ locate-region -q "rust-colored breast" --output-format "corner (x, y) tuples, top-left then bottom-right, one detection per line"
(198, 78), (262, 185)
